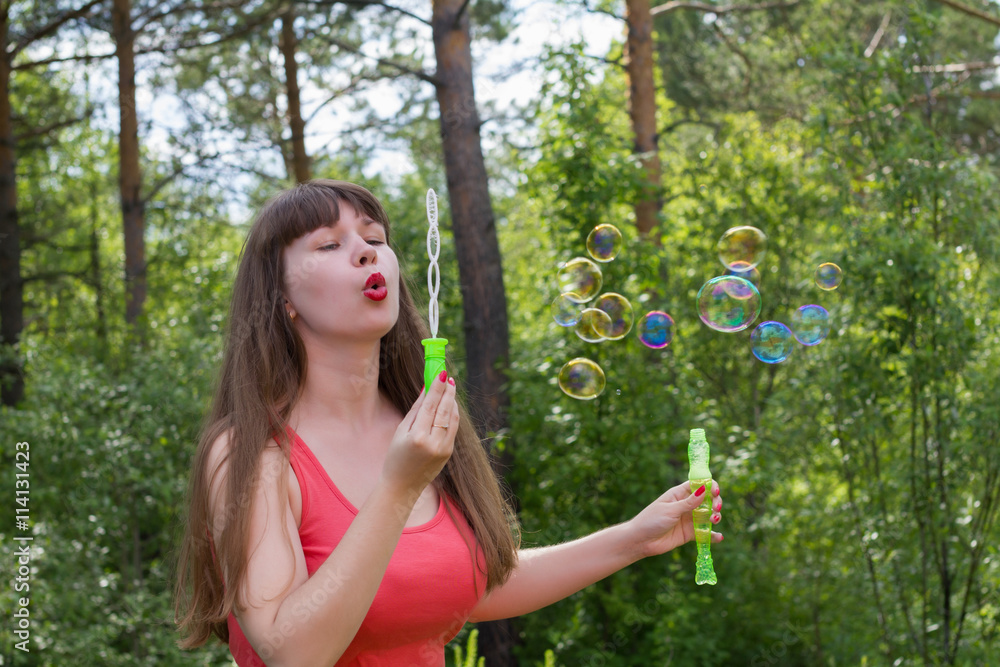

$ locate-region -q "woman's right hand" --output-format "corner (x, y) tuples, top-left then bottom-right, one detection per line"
(381, 370), (459, 497)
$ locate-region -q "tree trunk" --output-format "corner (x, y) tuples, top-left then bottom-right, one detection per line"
(0, 8), (24, 406)
(280, 9), (310, 183)
(625, 0), (663, 238)
(430, 1), (517, 663)
(113, 0), (145, 328)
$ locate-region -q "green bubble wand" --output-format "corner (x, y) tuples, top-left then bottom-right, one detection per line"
(421, 189), (448, 391)
(688, 428), (717, 585)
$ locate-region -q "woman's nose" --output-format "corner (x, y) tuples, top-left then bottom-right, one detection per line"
(358, 241), (377, 266)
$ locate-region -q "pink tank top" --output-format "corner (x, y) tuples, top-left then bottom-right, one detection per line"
(227, 424), (488, 666)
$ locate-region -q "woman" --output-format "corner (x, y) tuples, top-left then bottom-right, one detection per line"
(174, 180), (724, 666)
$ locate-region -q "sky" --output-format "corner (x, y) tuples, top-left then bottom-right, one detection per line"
(66, 0), (624, 217)
(310, 0), (624, 184)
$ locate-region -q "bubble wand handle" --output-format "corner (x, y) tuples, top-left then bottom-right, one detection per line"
(422, 189), (448, 392)
(687, 428), (718, 585)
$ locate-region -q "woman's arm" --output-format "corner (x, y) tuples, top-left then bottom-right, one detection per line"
(469, 480), (723, 622)
(212, 375), (460, 667)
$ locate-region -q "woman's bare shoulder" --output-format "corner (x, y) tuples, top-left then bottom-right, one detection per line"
(204, 427), (288, 520)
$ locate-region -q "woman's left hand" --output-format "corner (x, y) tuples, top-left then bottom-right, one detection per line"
(628, 480), (724, 559)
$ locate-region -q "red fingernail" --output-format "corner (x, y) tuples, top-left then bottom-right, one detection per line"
(713, 486), (720, 497)
(438, 370), (447, 382)
(448, 377), (455, 386)
(695, 485), (706, 497)
(712, 514), (720, 523)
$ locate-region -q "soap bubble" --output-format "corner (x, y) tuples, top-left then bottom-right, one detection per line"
(717, 226), (767, 271)
(586, 224), (623, 262)
(558, 258), (603, 303)
(637, 311), (674, 349)
(551, 293), (581, 327)
(751, 321), (794, 364)
(575, 308), (612, 343)
(697, 276), (761, 332)
(815, 263), (843, 291)
(558, 358), (606, 400)
(725, 260), (761, 287)
(591, 292), (634, 340)
(790, 304), (830, 346)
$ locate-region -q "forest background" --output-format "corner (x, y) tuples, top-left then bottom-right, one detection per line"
(0, 0), (999, 665)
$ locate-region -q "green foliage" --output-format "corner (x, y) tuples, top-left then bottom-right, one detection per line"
(449, 627), (486, 667)
(500, 5), (1000, 665)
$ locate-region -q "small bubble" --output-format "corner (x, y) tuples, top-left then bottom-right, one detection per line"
(790, 305), (830, 346)
(575, 308), (611, 343)
(637, 311), (675, 349)
(557, 257), (603, 303)
(551, 293), (581, 327)
(591, 293), (634, 340)
(586, 224), (623, 262)
(717, 226), (767, 271)
(725, 261), (761, 286)
(697, 276), (761, 332)
(558, 358), (606, 400)
(751, 321), (794, 364)
(815, 263), (843, 290)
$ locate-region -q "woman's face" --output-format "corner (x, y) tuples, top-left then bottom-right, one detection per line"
(281, 201), (400, 342)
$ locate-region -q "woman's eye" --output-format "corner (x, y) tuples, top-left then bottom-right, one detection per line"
(319, 243), (339, 251)
(367, 239), (385, 246)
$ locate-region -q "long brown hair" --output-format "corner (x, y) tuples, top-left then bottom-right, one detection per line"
(174, 180), (519, 648)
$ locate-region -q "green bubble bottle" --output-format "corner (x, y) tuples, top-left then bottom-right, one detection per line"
(688, 428), (717, 585)
(422, 189), (448, 392)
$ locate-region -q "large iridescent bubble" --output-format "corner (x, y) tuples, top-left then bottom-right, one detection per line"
(697, 276), (762, 332)
(558, 358), (606, 400)
(591, 292), (633, 340)
(751, 321), (794, 363)
(557, 257), (603, 303)
(637, 311), (674, 349)
(586, 224), (623, 263)
(815, 263), (843, 291)
(575, 308), (611, 343)
(551, 293), (581, 327)
(790, 304), (830, 346)
(717, 226), (768, 271)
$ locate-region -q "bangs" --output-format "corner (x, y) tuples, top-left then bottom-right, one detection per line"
(260, 180), (393, 248)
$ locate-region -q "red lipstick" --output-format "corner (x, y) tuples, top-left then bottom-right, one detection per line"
(364, 272), (387, 301)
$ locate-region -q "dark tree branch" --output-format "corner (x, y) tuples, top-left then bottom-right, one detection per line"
(303, 73), (381, 124)
(304, 0), (430, 26)
(929, 0), (1000, 27)
(660, 117), (722, 134)
(12, 50), (115, 70)
(9, 0), (105, 58)
(452, 0), (472, 28)
(321, 35), (440, 85)
(711, 21), (753, 97)
(133, 0), (248, 32)
(650, 0), (798, 16)
(14, 110), (92, 142)
(132, 2), (286, 56)
(142, 152), (221, 204)
(21, 269), (89, 285)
